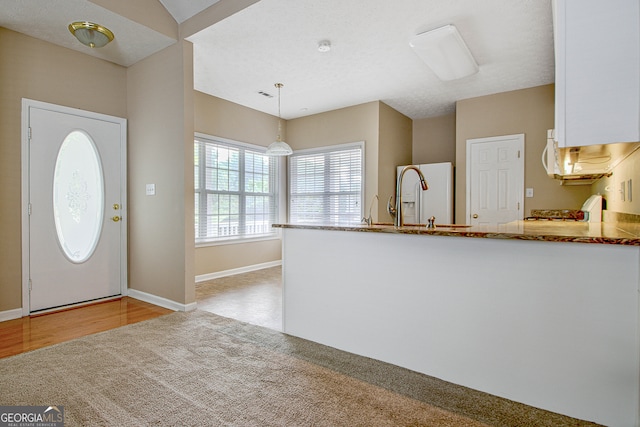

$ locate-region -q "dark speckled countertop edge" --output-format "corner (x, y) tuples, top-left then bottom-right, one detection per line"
(273, 222), (640, 246)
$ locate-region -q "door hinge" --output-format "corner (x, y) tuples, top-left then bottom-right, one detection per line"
(28, 279), (32, 291)
(517, 150), (521, 158)
(28, 203), (32, 216)
(517, 202), (521, 210)
(28, 127), (32, 141)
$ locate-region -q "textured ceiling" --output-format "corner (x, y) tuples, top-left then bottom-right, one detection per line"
(0, 0), (176, 67)
(188, 0), (555, 120)
(157, 0), (221, 24)
(0, 0), (555, 121)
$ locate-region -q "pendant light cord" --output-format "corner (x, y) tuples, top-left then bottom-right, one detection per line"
(277, 83), (282, 118)
(275, 83), (283, 141)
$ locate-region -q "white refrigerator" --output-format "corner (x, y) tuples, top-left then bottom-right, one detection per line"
(396, 162), (454, 225)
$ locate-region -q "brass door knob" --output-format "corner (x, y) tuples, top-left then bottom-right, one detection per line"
(111, 216), (121, 222)
(472, 214), (478, 219)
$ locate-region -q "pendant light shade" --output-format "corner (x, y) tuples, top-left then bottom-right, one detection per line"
(266, 83), (293, 156)
(266, 137), (293, 156)
(69, 21), (114, 48)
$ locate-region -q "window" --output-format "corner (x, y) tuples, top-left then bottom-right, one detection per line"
(289, 142), (364, 225)
(194, 134), (278, 243)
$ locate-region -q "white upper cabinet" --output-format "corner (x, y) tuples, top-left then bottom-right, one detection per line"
(554, 0), (639, 147)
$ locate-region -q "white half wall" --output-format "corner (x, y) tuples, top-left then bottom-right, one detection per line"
(282, 228), (640, 426)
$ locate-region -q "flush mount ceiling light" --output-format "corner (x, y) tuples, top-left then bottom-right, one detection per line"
(68, 21), (114, 48)
(409, 24), (478, 81)
(266, 83), (293, 156)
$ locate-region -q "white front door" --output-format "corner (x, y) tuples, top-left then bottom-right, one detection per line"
(466, 134), (524, 226)
(22, 100), (127, 313)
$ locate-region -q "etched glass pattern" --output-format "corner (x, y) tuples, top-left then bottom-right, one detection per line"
(53, 131), (104, 263)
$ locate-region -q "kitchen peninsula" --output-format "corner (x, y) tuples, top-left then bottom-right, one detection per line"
(274, 221), (640, 426)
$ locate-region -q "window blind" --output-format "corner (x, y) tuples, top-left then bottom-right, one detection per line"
(289, 143), (363, 225)
(195, 135), (278, 243)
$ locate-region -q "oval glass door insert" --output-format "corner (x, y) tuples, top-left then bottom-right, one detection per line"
(53, 130), (104, 263)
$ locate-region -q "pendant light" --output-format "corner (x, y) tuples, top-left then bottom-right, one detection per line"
(68, 21), (115, 48)
(266, 83), (293, 156)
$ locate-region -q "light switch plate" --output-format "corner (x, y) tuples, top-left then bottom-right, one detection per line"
(146, 183), (156, 196)
(525, 188), (534, 198)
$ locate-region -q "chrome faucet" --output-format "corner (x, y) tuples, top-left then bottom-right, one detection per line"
(387, 165), (429, 227)
(362, 194), (379, 226)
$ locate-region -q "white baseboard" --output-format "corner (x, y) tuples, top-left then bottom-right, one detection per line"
(0, 308), (24, 322)
(195, 260), (282, 283)
(127, 289), (197, 312)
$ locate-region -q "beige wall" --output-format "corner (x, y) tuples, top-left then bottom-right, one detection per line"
(4, 20), (626, 314)
(195, 91), (280, 146)
(378, 102), (412, 221)
(127, 40), (195, 305)
(193, 92), (282, 276)
(194, 98), (412, 276)
(455, 84), (592, 224)
(288, 101), (381, 222)
(594, 147), (640, 215)
(195, 241), (280, 277)
(0, 28), (127, 312)
(0, 0), (272, 313)
(413, 113), (456, 164)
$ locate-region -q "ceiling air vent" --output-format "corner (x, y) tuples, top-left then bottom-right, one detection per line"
(258, 91), (274, 98)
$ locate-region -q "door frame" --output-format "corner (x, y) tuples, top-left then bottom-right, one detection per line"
(21, 99), (128, 316)
(465, 133), (525, 225)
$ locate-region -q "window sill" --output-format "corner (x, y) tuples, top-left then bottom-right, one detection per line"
(196, 233), (281, 248)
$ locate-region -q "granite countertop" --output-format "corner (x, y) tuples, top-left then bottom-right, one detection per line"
(273, 220), (640, 246)
(528, 209), (585, 220)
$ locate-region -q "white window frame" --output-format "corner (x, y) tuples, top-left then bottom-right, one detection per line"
(288, 141), (365, 226)
(195, 133), (280, 246)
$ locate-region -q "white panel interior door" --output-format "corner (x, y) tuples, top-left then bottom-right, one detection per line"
(24, 101), (126, 312)
(467, 134), (524, 226)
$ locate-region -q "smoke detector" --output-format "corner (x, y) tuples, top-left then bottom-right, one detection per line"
(318, 40), (331, 52)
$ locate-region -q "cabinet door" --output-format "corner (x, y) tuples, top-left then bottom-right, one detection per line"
(555, 0), (639, 146)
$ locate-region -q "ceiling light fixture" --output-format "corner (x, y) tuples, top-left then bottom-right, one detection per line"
(409, 24), (478, 81)
(68, 21), (114, 48)
(266, 83), (293, 156)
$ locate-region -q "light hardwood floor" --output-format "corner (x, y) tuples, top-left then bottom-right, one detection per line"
(0, 297), (172, 359)
(196, 266), (282, 331)
(1, 267), (282, 359)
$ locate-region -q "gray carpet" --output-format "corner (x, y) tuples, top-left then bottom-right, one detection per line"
(0, 310), (599, 426)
